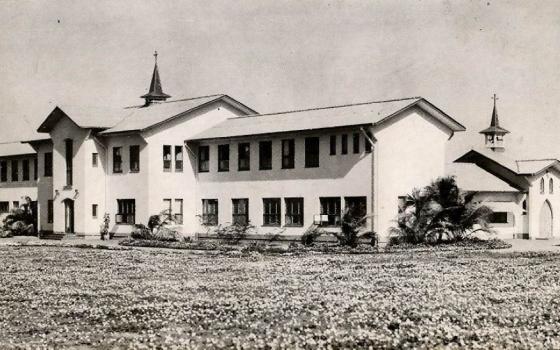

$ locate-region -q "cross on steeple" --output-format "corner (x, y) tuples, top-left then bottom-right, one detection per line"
(492, 93), (498, 105)
(154, 50), (158, 63)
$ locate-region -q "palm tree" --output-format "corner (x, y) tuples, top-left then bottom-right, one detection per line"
(389, 176), (493, 244)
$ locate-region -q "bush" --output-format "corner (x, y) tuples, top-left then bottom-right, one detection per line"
(389, 176), (493, 245)
(301, 228), (324, 246)
(100, 213), (110, 240)
(2, 207), (35, 237)
(131, 224), (182, 242)
(214, 222), (255, 244)
(331, 209), (377, 248)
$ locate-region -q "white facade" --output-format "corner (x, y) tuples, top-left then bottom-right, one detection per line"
(0, 148), (38, 222)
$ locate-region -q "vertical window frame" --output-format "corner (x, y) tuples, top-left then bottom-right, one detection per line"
(259, 141), (272, 170)
(198, 145), (210, 173)
(281, 139), (295, 169)
(218, 144), (230, 172)
(129, 145), (140, 173)
(304, 137), (320, 168)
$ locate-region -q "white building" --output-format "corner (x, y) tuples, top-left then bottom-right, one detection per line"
(0, 55), (465, 241)
(454, 97), (560, 239)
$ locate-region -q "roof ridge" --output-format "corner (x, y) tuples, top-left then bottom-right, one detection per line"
(229, 96), (423, 119)
(124, 94), (224, 109)
(516, 158), (560, 162)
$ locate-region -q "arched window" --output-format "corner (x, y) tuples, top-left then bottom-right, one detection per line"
(550, 178), (554, 194)
(540, 178), (545, 194)
(522, 200), (527, 215)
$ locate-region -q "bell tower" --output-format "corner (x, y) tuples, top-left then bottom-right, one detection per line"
(480, 94), (509, 152)
(140, 51), (171, 106)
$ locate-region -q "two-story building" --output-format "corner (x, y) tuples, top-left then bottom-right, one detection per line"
(0, 54), (465, 241)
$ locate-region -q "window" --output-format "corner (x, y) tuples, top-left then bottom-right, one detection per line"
(238, 143), (250, 171)
(232, 198), (249, 225)
(92, 153), (98, 167)
(65, 139), (73, 186)
(33, 157), (38, 180)
(163, 145), (172, 171)
(259, 141), (272, 170)
(305, 137), (320, 168)
(0, 161), (6, 182)
(163, 199), (172, 219)
(92, 204), (98, 218)
(345, 197), (367, 225)
(202, 199), (218, 226)
(320, 197), (341, 226)
(540, 178), (545, 194)
(218, 144), (230, 172)
(341, 134), (348, 155)
(22, 159), (29, 181)
(365, 131), (373, 153)
(174, 199), (183, 224)
(550, 178), (554, 194)
(285, 198), (304, 226)
(11, 160), (18, 182)
(44, 152), (53, 177)
(12, 201), (19, 209)
(198, 145), (209, 173)
(330, 135), (337, 155)
(263, 198), (281, 226)
(175, 146), (183, 172)
(353, 133), (360, 154)
(116, 199), (135, 224)
(490, 212), (509, 224)
(0, 202), (8, 214)
(47, 200), (53, 224)
(130, 145), (140, 172)
(282, 139), (295, 169)
(113, 147), (122, 173)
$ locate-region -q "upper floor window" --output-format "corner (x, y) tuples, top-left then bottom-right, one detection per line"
(218, 144), (230, 172)
(44, 152), (53, 177)
(0, 161), (6, 182)
(22, 159), (30, 181)
(540, 178), (545, 194)
(263, 198), (281, 226)
(330, 135), (337, 155)
(33, 158), (38, 180)
(130, 145), (140, 172)
(202, 199), (218, 226)
(0, 201), (8, 214)
(163, 145), (172, 171)
(550, 178), (554, 194)
(259, 141), (272, 170)
(116, 199), (135, 225)
(341, 134), (348, 155)
(198, 145), (209, 173)
(232, 198), (249, 225)
(92, 153), (98, 167)
(11, 160), (18, 182)
(365, 131), (373, 153)
(238, 143), (250, 171)
(353, 133), (360, 154)
(305, 137), (320, 168)
(65, 139), (73, 186)
(175, 146), (183, 172)
(113, 147), (122, 173)
(282, 139), (295, 169)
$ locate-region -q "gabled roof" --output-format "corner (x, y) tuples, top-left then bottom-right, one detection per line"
(187, 97), (465, 141)
(100, 94), (257, 135)
(38, 105), (129, 133)
(36, 94), (257, 135)
(0, 142), (36, 157)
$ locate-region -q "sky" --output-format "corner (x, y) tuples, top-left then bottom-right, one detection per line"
(1, 0), (560, 162)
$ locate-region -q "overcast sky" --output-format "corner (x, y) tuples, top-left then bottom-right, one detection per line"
(1, 0), (559, 161)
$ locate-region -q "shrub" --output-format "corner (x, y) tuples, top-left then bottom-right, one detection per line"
(389, 176), (493, 245)
(214, 222), (255, 244)
(2, 207), (35, 237)
(100, 213), (111, 240)
(131, 224), (181, 242)
(331, 209), (377, 248)
(301, 228), (324, 246)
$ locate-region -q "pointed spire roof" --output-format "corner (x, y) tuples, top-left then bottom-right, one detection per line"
(480, 94), (509, 134)
(141, 51), (171, 104)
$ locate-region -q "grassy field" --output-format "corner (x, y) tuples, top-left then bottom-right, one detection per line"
(1, 246), (560, 349)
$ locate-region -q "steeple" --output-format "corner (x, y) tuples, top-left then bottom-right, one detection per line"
(140, 51), (171, 106)
(480, 94), (509, 152)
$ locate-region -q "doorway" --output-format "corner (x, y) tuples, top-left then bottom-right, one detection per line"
(64, 199), (74, 234)
(539, 200), (553, 239)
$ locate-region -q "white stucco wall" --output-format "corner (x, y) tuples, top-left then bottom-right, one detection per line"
(33, 141), (54, 232)
(472, 191), (526, 239)
(0, 154), (38, 222)
(373, 107), (453, 239)
(526, 170), (560, 239)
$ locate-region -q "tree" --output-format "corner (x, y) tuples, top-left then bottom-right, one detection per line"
(389, 176), (493, 244)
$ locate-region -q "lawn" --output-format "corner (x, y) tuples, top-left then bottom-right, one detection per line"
(1, 247), (560, 349)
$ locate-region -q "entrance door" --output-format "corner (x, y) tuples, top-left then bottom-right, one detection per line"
(64, 199), (74, 234)
(539, 200), (553, 238)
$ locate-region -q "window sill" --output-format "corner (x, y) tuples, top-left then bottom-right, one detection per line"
(238, 169), (250, 172)
(130, 170), (139, 173)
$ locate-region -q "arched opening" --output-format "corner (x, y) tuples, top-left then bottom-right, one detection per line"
(550, 178), (554, 194)
(62, 198), (74, 234)
(539, 200), (553, 238)
(540, 178), (545, 194)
